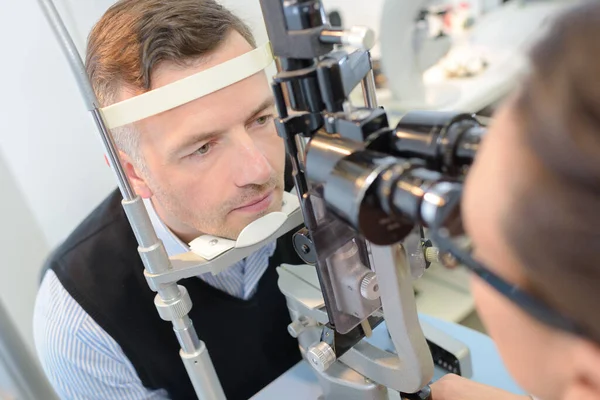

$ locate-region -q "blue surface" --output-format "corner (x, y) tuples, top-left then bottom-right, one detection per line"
(254, 314), (525, 399)
(419, 314), (524, 394)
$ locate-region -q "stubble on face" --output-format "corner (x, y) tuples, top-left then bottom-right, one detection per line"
(149, 172), (285, 240)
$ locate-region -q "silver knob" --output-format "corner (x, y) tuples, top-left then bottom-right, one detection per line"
(360, 272), (380, 300)
(441, 252), (460, 269)
(287, 316), (316, 338)
(425, 247), (440, 263)
(343, 26), (376, 50)
(288, 320), (304, 338)
(307, 342), (336, 372)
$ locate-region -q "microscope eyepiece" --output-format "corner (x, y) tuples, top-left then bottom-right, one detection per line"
(305, 132), (464, 245)
(367, 111), (486, 177)
(376, 163), (464, 236)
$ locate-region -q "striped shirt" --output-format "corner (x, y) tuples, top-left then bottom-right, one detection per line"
(33, 198), (276, 399)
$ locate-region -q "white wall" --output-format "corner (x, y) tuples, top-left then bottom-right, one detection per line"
(0, 153), (49, 351)
(0, 0), (117, 356)
(0, 0), (116, 252)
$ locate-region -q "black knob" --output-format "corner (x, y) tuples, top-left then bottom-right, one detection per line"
(292, 228), (317, 264)
(328, 10), (343, 27)
(401, 386), (432, 400)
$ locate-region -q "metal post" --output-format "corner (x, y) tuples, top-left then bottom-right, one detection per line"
(35, 1), (225, 398)
(361, 57), (379, 109)
(0, 300), (59, 400)
(37, 0), (134, 201)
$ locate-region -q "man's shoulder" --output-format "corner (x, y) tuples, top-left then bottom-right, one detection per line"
(34, 271), (168, 400)
(35, 270), (114, 352)
(42, 190), (153, 348)
(34, 270), (127, 380)
(44, 189), (145, 309)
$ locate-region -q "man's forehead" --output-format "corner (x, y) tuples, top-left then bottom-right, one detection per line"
(136, 72), (274, 159)
(150, 70), (272, 130)
(151, 31), (253, 90)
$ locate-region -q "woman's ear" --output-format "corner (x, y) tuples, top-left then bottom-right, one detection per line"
(119, 151), (153, 199)
(563, 340), (600, 400)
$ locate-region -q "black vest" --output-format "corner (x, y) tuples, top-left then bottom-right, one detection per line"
(47, 189), (303, 400)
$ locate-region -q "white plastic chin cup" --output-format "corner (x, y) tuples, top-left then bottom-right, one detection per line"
(99, 42), (274, 129)
(189, 192), (300, 260)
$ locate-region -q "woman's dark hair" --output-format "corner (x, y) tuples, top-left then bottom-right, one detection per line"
(505, 1), (600, 342)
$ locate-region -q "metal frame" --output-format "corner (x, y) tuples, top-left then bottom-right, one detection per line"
(0, 300), (59, 400)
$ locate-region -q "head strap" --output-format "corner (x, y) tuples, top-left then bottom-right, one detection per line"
(100, 42), (274, 129)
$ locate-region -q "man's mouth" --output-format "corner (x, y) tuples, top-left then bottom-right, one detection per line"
(232, 189), (275, 213)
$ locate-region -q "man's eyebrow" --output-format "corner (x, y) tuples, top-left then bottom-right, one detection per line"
(169, 130), (224, 159)
(246, 97), (276, 122)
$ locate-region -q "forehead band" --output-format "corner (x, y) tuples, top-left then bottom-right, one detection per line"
(100, 42), (274, 129)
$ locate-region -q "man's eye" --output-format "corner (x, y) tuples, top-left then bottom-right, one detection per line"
(194, 143), (211, 156)
(255, 115), (272, 126)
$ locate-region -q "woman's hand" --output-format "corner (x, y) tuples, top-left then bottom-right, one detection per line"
(430, 374), (531, 400)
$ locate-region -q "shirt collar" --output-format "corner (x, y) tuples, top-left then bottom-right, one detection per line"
(142, 198), (189, 257)
(142, 198), (279, 261)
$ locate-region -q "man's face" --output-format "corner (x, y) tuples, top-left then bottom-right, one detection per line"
(129, 31), (285, 241)
(462, 99), (579, 400)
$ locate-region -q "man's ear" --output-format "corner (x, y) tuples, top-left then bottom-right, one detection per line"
(564, 340), (600, 400)
(119, 151), (153, 199)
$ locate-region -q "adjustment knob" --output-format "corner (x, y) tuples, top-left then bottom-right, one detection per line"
(288, 320), (305, 339)
(360, 272), (380, 300)
(287, 316), (316, 338)
(440, 252), (460, 269)
(343, 26), (376, 50)
(425, 247), (440, 263)
(307, 342), (336, 372)
(293, 228), (317, 265)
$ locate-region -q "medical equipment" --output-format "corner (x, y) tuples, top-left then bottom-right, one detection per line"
(260, 4), (484, 395)
(34, 0), (488, 398)
(379, 0), (575, 114)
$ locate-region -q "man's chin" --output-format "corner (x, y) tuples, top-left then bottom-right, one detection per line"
(234, 209), (277, 237)
(228, 196), (284, 240)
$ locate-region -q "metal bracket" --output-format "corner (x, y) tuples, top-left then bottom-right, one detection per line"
(144, 207), (304, 290)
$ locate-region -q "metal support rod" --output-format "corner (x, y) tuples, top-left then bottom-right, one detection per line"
(36, 0), (96, 110)
(90, 108), (136, 201)
(361, 61), (379, 109)
(37, 0), (135, 201)
(320, 30), (345, 44)
(182, 343), (227, 400)
(0, 300), (60, 400)
(173, 316), (202, 353)
(35, 1), (226, 398)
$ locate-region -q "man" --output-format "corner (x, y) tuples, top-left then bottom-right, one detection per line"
(431, 2), (600, 399)
(33, 1), (302, 399)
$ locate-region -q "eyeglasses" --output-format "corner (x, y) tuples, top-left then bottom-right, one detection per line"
(428, 227), (584, 338)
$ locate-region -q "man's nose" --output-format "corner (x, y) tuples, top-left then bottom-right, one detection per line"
(233, 132), (272, 187)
